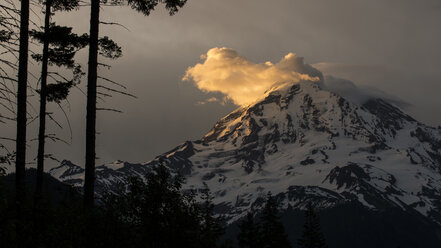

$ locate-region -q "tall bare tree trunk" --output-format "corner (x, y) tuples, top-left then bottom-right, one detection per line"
(16, 0), (29, 246)
(84, 0), (100, 208)
(36, 0), (52, 199)
(16, 0), (29, 211)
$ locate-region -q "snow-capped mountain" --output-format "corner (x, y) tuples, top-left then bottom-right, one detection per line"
(50, 81), (441, 225)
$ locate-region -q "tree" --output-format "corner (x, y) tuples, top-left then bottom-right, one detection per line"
(15, 0), (31, 246)
(16, 0), (30, 210)
(237, 212), (261, 248)
(103, 164), (205, 247)
(199, 184), (225, 247)
(259, 193), (291, 248)
(30, 1), (122, 201)
(31, 0), (86, 201)
(83, 0), (187, 208)
(297, 204), (328, 248)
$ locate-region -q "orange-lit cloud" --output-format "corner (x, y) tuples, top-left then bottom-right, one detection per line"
(183, 47), (322, 106)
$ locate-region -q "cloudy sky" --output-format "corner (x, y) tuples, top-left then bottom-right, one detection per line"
(2, 0), (441, 170)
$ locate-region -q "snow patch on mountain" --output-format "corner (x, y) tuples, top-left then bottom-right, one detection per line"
(50, 81), (441, 225)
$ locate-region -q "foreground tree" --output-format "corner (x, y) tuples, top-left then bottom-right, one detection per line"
(16, 0), (30, 215)
(104, 164), (224, 247)
(259, 193), (291, 248)
(199, 184), (225, 247)
(31, 2), (121, 202)
(84, 0), (187, 208)
(237, 212), (261, 248)
(297, 204), (328, 248)
(31, 0), (86, 200)
(237, 193), (291, 248)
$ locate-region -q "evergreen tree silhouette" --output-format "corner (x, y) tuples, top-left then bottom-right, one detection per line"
(297, 203), (328, 248)
(84, 0), (187, 209)
(30, 0), (87, 201)
(199, 183), (225, 247)
(237, 212), (261, 248)
(15, 0), (30, 245)
(30, 7), (121, 202)
(259, 193), (291, 248)
(103, 164), (220, 247)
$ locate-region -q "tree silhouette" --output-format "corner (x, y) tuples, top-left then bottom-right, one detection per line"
(83, 0), (187, 208)
(103, 164), (221, 247)
(259, 193), (291, 248)
(15, 0), (30, 245)
(30, 0), (86, 201)
(199, 184), (225, 247)
(297, 203), (328, 248)
(30, 1), (121, 202)
(237, 212), (261, 248)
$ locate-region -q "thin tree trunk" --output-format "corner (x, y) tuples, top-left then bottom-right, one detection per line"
(36, 0), (52, 200)
(16, 0), (29, 212)
(16, 0), (29, 246)
(84, 0), (100, 208)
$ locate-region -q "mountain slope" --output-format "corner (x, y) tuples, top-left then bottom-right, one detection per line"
(50, 81), (441, 226)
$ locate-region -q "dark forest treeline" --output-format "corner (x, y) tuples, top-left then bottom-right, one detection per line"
(0, 165), (326, 248)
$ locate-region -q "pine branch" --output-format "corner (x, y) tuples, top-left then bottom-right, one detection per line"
(97, 85), (137, 98)
(100, 21), (130, 31)
(97, 107), (123, 113)
(56, 102), (73, 142)
(98, 75), (127, 89)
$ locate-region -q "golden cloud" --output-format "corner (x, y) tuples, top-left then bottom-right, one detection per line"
(183, 47), (322, 106)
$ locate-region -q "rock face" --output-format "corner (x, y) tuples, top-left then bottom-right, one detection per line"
(50, 81), (441, 226)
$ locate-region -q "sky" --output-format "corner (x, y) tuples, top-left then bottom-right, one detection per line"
(2, 0), (441, 170)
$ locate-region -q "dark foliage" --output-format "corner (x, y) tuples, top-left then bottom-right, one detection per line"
(103, 0), (187, 16)
(98, 36), (122, 59)
(103, 164), (225, 248)
(30, 24), (121, 68)
(0, 167), (227, 248)
(237, 212), (261, 248)
(0, 30), (12, 42)
(237, 193), (291, 248)
(50, 0), (81, 12)
(297, 204), (328, 248)
(259, 193), (292, 248)
(45, 81), (73, 103)
(30, 24), (89, 68)
(104, 165), (200, 247)
(199, 184), (226, 247)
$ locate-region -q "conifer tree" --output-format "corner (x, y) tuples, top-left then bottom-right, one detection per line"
(30, 0), (87, 200)
(237, 212), (261, 248)
(16, 0), (30, 220)
(259, 193), (291, 248)
(199, 184), (225, 247)
(104, 164), (203, 247)
(84, 0), (187, 208)
(30, 0), (122, 201)
(297, 203), (328, 248)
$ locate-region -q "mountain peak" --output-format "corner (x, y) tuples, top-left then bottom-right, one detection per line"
(50, 81), (441, 225)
